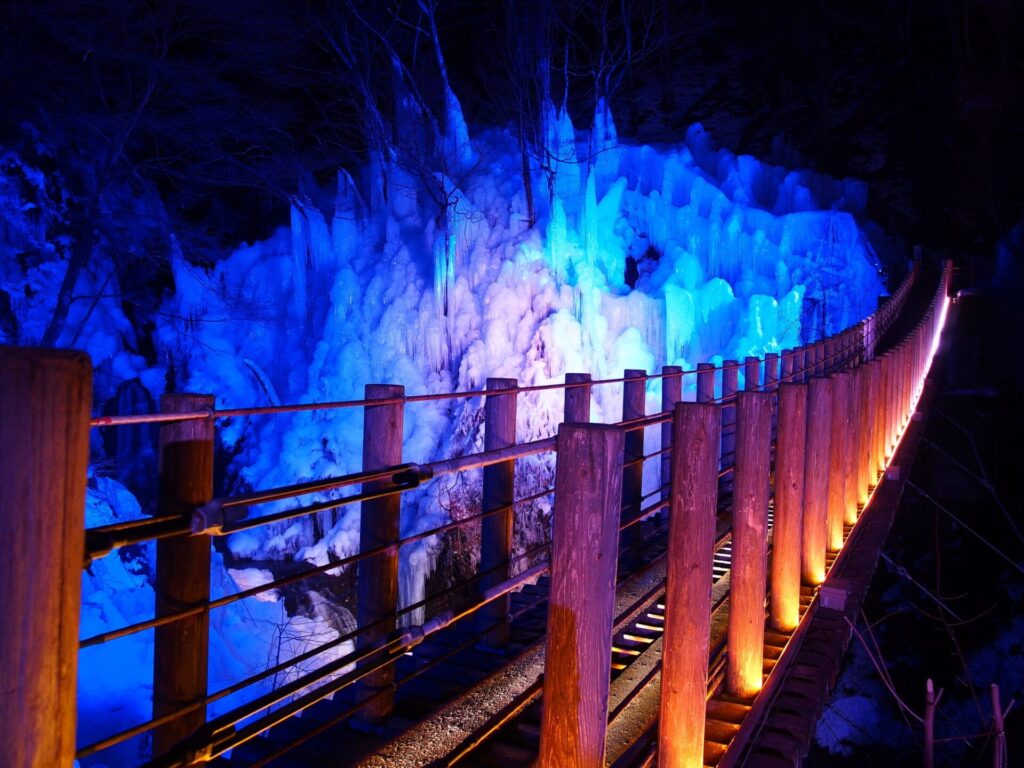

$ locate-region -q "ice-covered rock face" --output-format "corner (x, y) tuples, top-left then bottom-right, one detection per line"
(163, 113), (881, 607)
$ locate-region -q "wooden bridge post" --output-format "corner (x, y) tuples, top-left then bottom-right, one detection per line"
(696, 362), (716, 403)
(814, 343), (825, 377)
(824, 339), (836, 374)
(154, 392), (215, 757)
(868, 359), (885, 478)
(765, 352), (779, 390)
(0, 347), (91, 768)
(802, 377), (832, 586)
(792, 348), (806, 383)
(565, 372), (592, 423)
(622, 369), (646, 555)
(480, 378), (518, 646)
(539, 423), (624, 768)
(884, 352), (897, 459)
(659, 403), (721, 767)
(780, 349), (794, 384)
(771, 383), (807, 632)
(721, 361), (739, 468)
(727, 391), (773, 699)
(744, 356), (760, 391)
(827, 373), (851, 552)
(854, 365), (873, 508)
(661, 366), (683, 502)
(356, 383), (404, 723)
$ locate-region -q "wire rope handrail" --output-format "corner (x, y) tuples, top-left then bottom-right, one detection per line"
(73, 256), (930, 764)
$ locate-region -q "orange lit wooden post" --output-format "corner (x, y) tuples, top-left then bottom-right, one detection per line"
(827, 373), (850, 552)
(721, 361), (739, 467)
(884, 352), (898, 459)
(357, 383), (404, 722)
(765, 352), (779, 390)
(726, 391), (772, 698)
(697, 362), (715, 404)
(841, 371), (860, 526)
(658, 403), (721, 767)
(802, 377), (832, 586)
(661, 366), (683, 502)
(744, 356), (760, 391)
(153, 393), (215, 757)
(869, 359), (885, 478)
(1, 347), (91, 767)
(539, 424), (624, 768)
(622, 369), (646, 555)
(854, 365), (872, 508)
(565, 372), (592, 423)
(770, 383), (807, 632)
(876, 354), (890, 467)
(480, 377), (518, 646)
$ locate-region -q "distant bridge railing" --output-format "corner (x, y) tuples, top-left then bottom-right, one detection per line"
(0, 255), (946, 768)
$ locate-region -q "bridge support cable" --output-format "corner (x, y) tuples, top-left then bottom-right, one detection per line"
(0, 346), (91, 768)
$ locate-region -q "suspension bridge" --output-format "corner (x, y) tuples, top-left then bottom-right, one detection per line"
(0, 256), (952, 767)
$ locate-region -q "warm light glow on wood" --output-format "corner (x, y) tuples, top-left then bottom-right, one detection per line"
(770, 383), (807, 632)
(659, 403), (720, 768)
(726, 392), (772, 699)
(802, 377), (832, 586)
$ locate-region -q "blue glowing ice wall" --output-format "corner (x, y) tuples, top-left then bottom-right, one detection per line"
(163, 105), (882, 609)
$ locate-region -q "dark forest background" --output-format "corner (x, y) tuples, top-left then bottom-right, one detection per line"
(3, 0), (1021, 258)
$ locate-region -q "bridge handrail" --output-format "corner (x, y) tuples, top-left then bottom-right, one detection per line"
(0, 254), (929, 766)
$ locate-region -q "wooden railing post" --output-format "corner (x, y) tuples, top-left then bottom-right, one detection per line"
(744, 356), (760, 391)
(539, 423), (624, 768)
(780, 349), (794, 384)
(727, 391), (772, 699)
(802, 377), (832, 586)
(661, 366), (683, 502)
(696, 362), (716, 403)
(765, 352), (779, 390)
(843, 370), (860, 526)
(827, 373), (851, 552)
(824, 339), (836, 374)
(868, 359), (885, 479)
(659, 403), (721, 767)
(855, 364), (873, 507)
(480, 377), (518, 646)
(565, 372), (592, 423)
(357, 383), (404, 722)
(770, 383), (807, 632)
(721, 361), (739, 467)
(154, 392), (214, 757)
(0, 347), (91, 768)
(622, 369), (646, 555)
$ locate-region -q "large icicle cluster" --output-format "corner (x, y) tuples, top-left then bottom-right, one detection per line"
(163, 104), (881, 592)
